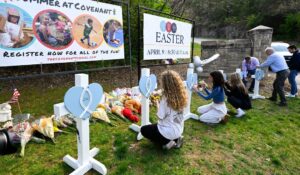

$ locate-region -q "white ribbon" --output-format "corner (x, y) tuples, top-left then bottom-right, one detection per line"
(187, 73), (197, 90)
(255, 69), (265, 81)
(79, 87), (93, 119)
(145, 77), (152, 98)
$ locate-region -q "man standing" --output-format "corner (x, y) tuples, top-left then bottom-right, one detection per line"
(286, 45), (300, 97)
(259, 47), (289, 106)
(242, 56), (260, 92)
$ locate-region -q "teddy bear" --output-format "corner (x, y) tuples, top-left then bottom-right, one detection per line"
(124, 99), (141, 114)
(122, 108), (139, 123)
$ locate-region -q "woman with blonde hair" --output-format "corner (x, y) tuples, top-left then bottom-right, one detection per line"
(224, 72), (252, 117)
(141, 70), (188, 150)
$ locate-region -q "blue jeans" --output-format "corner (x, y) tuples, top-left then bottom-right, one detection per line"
(288, 70), (298, 95)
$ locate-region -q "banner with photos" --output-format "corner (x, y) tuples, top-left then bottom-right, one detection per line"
(0, 0), (124, 67)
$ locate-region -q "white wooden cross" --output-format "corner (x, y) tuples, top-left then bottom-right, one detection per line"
(53, 74), (107, 175)
(129, 68), (151, 140)
(184, 68), (199, 121)
(249, 68), (265, 99)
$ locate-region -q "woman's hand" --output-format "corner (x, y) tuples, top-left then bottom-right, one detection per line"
(192, 85), (199, 92)
(199, 81), (206, 89)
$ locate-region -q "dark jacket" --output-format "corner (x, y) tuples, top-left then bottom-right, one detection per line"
(288, 50), (300, 71)
(224, 82), (252, 109)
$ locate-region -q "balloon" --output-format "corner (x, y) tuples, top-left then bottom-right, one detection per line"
(193, 56), (202, 67)
(188, 63), (194, 68)
(196, 67), (203, 73)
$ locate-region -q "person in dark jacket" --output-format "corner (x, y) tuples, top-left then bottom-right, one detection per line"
(224, 73), (252, 117)
(286, 45), (300, 97)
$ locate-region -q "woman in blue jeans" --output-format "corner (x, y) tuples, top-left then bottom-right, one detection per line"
(287, 45), (300, 97)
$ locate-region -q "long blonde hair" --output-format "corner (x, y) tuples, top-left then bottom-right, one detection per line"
(161, 70), (188, 112)
(229, 73), (248, 95)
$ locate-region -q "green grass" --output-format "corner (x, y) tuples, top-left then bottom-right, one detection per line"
(0, 86), (300, 175)
(193, 43), (201, 57)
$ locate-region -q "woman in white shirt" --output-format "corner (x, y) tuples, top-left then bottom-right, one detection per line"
(141, 70), (188, 150)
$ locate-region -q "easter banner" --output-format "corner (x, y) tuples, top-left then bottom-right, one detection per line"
(0, 0), (124, 67)
(143, 13), (192, 60)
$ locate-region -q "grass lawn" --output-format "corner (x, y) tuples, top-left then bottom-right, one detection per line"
(0, 85), (300, 175)
(193, 43), (201, 56)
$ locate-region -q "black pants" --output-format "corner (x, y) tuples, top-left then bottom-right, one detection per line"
(272, 70), (289, 103)
(140, 124), (171, 146)
(227, 96), (251, 110)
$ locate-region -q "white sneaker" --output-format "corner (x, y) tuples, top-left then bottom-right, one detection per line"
(235, 108), (245, 118)
(162, 141), (176, 150)
(285, 93), (296, 98)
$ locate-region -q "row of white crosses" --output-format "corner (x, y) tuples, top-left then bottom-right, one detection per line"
(130, 54), (223, 138)
(52, 70), (196, 175)
(52, 55), (222, 174)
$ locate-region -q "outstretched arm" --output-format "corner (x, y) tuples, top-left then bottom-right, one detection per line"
(260, 56), (274, 68)
(195, 87), (220, 100)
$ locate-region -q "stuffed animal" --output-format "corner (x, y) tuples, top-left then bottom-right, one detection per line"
(118, 94), (131, 104)
(124, 99), (141, 114)
(131, 86), (142, 102)
(122, 108), (139, 123)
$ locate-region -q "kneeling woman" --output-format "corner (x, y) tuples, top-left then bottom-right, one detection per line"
(141, 70), (188, 150)
(193, 71), (227, 124)
(224, 73), (252, 117)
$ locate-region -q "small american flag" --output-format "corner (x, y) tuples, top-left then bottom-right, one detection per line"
(9, 88), (20, 103)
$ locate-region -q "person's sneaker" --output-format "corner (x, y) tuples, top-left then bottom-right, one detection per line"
(278, 102), (287, 107)
(267, 97), (277, 102)
(80, 39), (84, 43)
(285, 93), (296, 98)
(235, 108), (245, 118)
(175, 136), (184, 149)
(162, 141), (176, 150)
